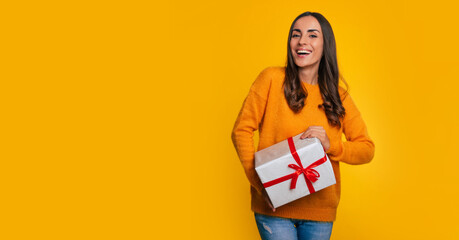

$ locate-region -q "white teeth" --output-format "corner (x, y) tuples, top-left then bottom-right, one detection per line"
(297, 50), (311, 54)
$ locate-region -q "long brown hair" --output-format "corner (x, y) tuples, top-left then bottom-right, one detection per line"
(284, 11), (348, 128)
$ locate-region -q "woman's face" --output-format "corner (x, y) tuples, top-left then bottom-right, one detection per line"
(289, 16), (324, 69)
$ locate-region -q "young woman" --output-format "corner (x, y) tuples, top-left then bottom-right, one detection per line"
(231, 11), (375, 240)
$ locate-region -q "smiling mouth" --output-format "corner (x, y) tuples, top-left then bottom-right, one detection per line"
(296, 50), (312, 55)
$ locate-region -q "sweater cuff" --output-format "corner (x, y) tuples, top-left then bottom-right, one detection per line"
(252, 178), (264, 195)
(325, 138), (343, 157)
(254, 185), (263, 195)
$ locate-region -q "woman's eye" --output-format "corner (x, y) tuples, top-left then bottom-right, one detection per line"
(310, 35), (317, 38)
(292, 34), (300, 38)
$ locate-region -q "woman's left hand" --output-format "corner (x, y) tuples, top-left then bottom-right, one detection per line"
(300, 126), (330, 152)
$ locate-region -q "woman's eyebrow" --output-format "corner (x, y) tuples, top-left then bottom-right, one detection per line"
(292, 28), (320, 33)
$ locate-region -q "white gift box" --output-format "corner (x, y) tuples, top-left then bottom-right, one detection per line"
(255, 134), (336, 208)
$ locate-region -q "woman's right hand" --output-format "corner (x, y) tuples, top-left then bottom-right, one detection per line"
(261, 188), (276, 212)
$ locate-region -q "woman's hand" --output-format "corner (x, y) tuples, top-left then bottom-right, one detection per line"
(261, 188), (276, 212)
(300, 126), (330, 152)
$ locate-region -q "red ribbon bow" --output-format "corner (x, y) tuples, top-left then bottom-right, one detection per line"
(262, 137), (327, 194)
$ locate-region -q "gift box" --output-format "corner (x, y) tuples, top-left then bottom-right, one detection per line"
(255, 134), (336, 208)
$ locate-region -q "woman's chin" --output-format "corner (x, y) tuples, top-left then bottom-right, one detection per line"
(294, 60), (319, 69)
(295, 62), (311, 68)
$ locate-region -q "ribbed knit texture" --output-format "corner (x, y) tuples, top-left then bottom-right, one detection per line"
(231, 66), (375, 221)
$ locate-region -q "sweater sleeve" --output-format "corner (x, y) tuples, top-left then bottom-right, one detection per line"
(325, 90), (375, 165)
(231, 68), (273, 194)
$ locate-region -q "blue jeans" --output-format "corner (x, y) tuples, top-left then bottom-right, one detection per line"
(254, 213), (333, 240)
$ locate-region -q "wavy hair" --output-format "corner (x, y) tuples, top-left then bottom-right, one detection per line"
(283, 11), (348, 128)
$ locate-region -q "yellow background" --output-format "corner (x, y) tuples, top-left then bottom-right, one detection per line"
(2, 0), (459, 239)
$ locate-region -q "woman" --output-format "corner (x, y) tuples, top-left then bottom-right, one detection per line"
(231, 11), (375, 240)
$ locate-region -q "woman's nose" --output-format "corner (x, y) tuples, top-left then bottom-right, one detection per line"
(299, 35), (309, 45)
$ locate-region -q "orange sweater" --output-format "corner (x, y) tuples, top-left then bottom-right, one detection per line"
(231, 66), (375, 221)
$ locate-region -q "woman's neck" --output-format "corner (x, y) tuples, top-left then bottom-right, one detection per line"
(298, 66), (319, 85)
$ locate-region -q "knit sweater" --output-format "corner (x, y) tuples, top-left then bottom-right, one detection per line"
(231, 66), (375, 221)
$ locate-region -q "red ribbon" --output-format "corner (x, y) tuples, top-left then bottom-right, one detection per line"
(262, 137), (328, 194)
